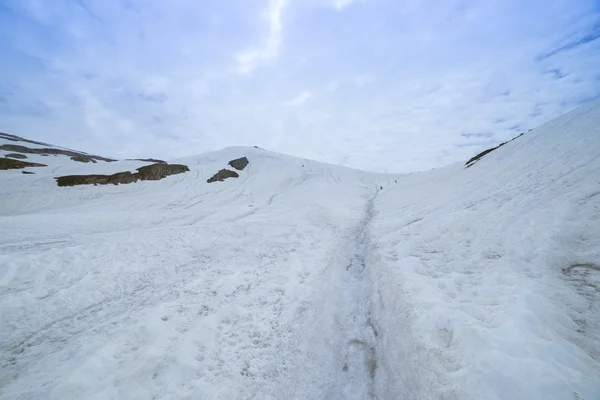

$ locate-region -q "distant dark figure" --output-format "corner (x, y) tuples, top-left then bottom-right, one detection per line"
(394, 180), (397, 183)
(380, 186), (383, 190)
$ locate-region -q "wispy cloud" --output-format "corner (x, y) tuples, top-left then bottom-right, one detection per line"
(236, 0), (288, 74)
(334, 0), (366, 10)
(536, 22), (600, 61)
(283, 91), (312, 106)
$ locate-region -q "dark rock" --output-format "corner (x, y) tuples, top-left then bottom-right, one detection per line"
(0, 132), (52, 147)
(70, 155), (98, 163)
(0, 158), (47, 170)
(56, 172), (138, 187)
(207, 169), (239, 183)
(55, 163), (189, 187)
(228, 157), (249, 171)
(22, 171), (35, 174)
(129, 158), (167, 164)
(109, 172), (139, 185)
(136, 163), (189, 180)
(465, 145), (503, 168)
(4, 153), (28, 159)
(56, 174), (112, 187)
(0, 144), (116, 163)
(465, 132), (524, 168)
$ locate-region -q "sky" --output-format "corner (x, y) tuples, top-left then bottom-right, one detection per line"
(0, 0), (599, 173)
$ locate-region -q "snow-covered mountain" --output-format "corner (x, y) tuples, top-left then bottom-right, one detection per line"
(1, 102), (599, 399)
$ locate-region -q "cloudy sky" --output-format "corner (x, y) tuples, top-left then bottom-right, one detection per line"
(1, 0), (599, 172)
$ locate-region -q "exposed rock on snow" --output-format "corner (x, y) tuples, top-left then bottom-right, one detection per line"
(465, 132), (524, 167)
(55, 163), (190, 186)
(56, 172), (138, 186)
(207, 168), (239, 183)
(228, 156), (249, 171)
(0, 143), (116, 163)
(206, 157), (247, 182)
(4, 153), (27, 159)
(0, 131), (52, 147)
(0, 157), (47, 170)
(129, 158), (167, 164)
(69, 155), (98, 163)
(135, 163), (189, 180)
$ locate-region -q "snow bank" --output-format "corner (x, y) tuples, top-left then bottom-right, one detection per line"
(370, 101), (600, 399)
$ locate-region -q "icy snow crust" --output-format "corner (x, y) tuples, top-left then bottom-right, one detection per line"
(1, 102), (599, 399)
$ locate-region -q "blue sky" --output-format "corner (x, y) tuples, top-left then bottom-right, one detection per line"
(1, 0), (599, 172)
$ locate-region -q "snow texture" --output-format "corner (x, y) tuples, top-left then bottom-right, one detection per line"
(1, 101), (599, 399)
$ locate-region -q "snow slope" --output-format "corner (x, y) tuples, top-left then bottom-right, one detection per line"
(370, 102), (600, 399)
(1, 101), (599, 399)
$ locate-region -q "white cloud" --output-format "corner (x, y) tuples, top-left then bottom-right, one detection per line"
(334, 0), (366, 10)
(236, 0), (288, 74)
(283, 91), (313, 106)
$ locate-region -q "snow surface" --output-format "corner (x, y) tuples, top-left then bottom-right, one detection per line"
(1, 101), (599, 399)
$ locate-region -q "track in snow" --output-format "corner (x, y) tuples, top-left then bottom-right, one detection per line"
(339, 186), (380, 399)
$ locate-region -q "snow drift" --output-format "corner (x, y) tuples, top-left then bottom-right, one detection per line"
(1, 101), (599, 399)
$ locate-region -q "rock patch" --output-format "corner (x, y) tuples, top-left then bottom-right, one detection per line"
(206, 156), (249, 183)
(207, 169), (239, 183)
(128, 158), (167, 164)
(70, 155), (96, 163)
(228, 157), (249, 171)
(55, 163), (189, 187)
(0, 158), (47, 170)
(0, 144), (116, 163)
(0, 132), (52, 147)
(4, 153), (28, 159)
(465, 133), (524, 168)
(136, 163), (189, 180)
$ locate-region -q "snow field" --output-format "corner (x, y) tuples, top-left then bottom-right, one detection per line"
(1, 101), (600, 399)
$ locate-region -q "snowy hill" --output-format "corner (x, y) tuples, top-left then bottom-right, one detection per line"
(1, 102), (599, 399)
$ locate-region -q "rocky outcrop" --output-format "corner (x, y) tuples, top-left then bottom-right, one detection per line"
(228, 157), (249, 171)
(0, 132), (51, 147)
(207, 169), (239, 183)
(136, 163), (189, 180)
(55, 163), (190, 187)
(4, 153), (27, 159)
(205, 157), (248, 183)
(465, 133), (524, 168)
(0, 144), (116, 163)
(56, 173), (133, 187)
(0, 158), (47, 170)
(129, 158), (167, 164)
(70, 155), (97, 163)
